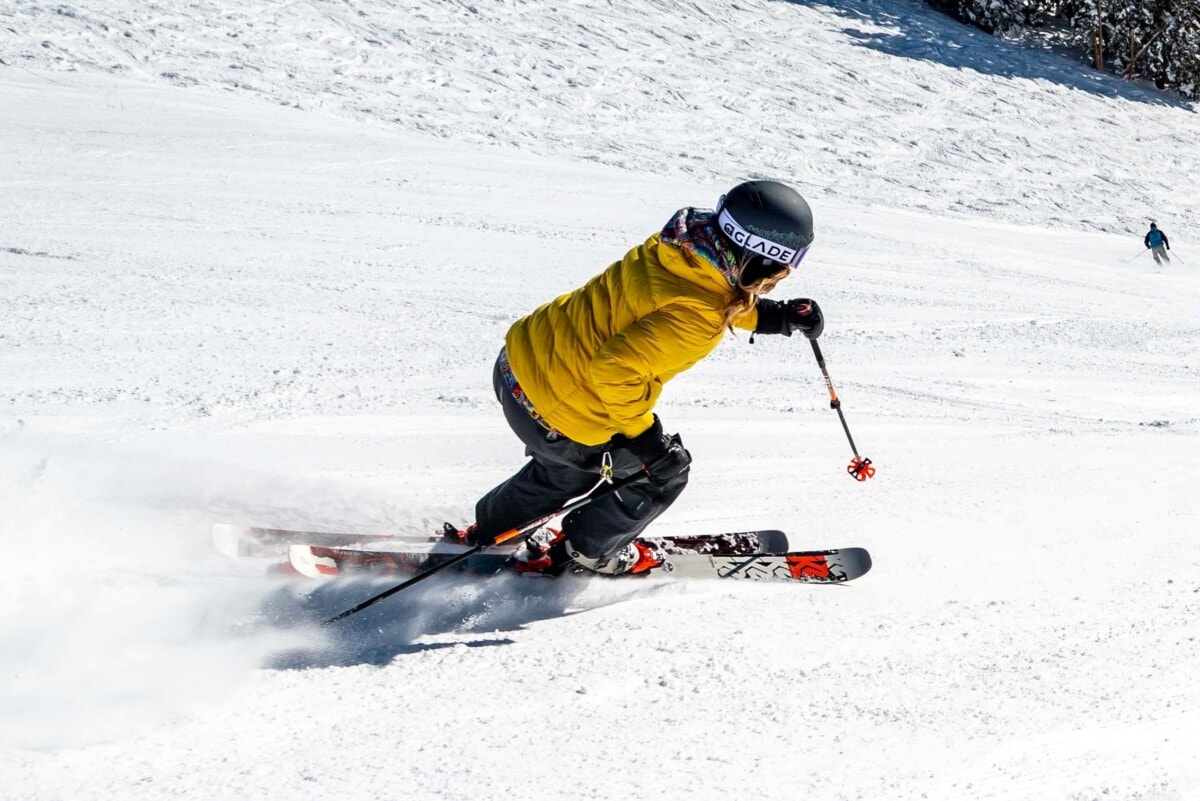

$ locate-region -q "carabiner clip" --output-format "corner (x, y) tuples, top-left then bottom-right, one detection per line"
(600, 451), (615, 483)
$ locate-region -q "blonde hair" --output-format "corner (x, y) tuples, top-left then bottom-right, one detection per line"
(722, 265), (791, 332)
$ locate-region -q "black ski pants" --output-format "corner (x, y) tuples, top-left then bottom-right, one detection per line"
(474, 353), (688, 559)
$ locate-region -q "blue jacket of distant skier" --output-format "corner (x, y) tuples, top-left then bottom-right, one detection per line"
(1145, 228), (1168, 249)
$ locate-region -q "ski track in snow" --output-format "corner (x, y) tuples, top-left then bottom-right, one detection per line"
(2, 1), (1200, 800)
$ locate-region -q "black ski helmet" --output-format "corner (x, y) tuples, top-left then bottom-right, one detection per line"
(716, 180), (814, 274)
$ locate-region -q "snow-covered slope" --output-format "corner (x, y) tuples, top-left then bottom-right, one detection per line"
(4, 0), (1198, 232)
(2, 1), (1199, 800)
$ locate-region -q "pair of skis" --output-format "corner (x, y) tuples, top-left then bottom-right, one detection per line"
(212, 523), (872, 585)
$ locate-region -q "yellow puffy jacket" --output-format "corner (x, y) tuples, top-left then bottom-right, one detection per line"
(504, 232), (758, 446)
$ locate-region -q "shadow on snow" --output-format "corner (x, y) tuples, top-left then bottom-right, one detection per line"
(253, 570), (653, 669)
(781, 0), (1193, 108)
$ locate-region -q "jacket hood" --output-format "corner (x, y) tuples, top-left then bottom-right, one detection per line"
(660, 207), (739, 288)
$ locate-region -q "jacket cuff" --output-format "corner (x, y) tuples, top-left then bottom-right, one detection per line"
(615, 412), (659, 441)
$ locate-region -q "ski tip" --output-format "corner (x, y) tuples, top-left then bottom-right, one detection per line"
(760, 530), (789, 553)
(839, 547), (872, 580)
(288, 544), (340, 579)
(210, 523), (244, 558)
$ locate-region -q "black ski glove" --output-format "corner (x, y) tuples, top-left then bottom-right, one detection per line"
(754, 298), (824, 339)
(611, 416), (692, 487)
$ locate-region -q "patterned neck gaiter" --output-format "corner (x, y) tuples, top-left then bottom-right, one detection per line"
(660, 207), (740, 287)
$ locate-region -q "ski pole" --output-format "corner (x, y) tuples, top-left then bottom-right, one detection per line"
(809, 338), (875, 481)
(1126, 249), (1149, 262)
(321, 471), (650, 625)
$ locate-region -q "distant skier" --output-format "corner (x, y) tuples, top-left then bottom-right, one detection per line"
(457, 181), (823, 575)
(1145, 223), (1171, 265)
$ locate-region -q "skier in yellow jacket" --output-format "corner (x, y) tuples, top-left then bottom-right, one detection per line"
(464, 180), (824, 575)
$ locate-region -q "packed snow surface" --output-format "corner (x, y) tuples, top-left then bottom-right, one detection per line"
(2, 1), (1199, 800)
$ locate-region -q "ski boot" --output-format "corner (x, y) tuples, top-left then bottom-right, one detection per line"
(565, 539), (664, 576)
(513, 527), (569, 575)
(441, 522), (476, 545)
